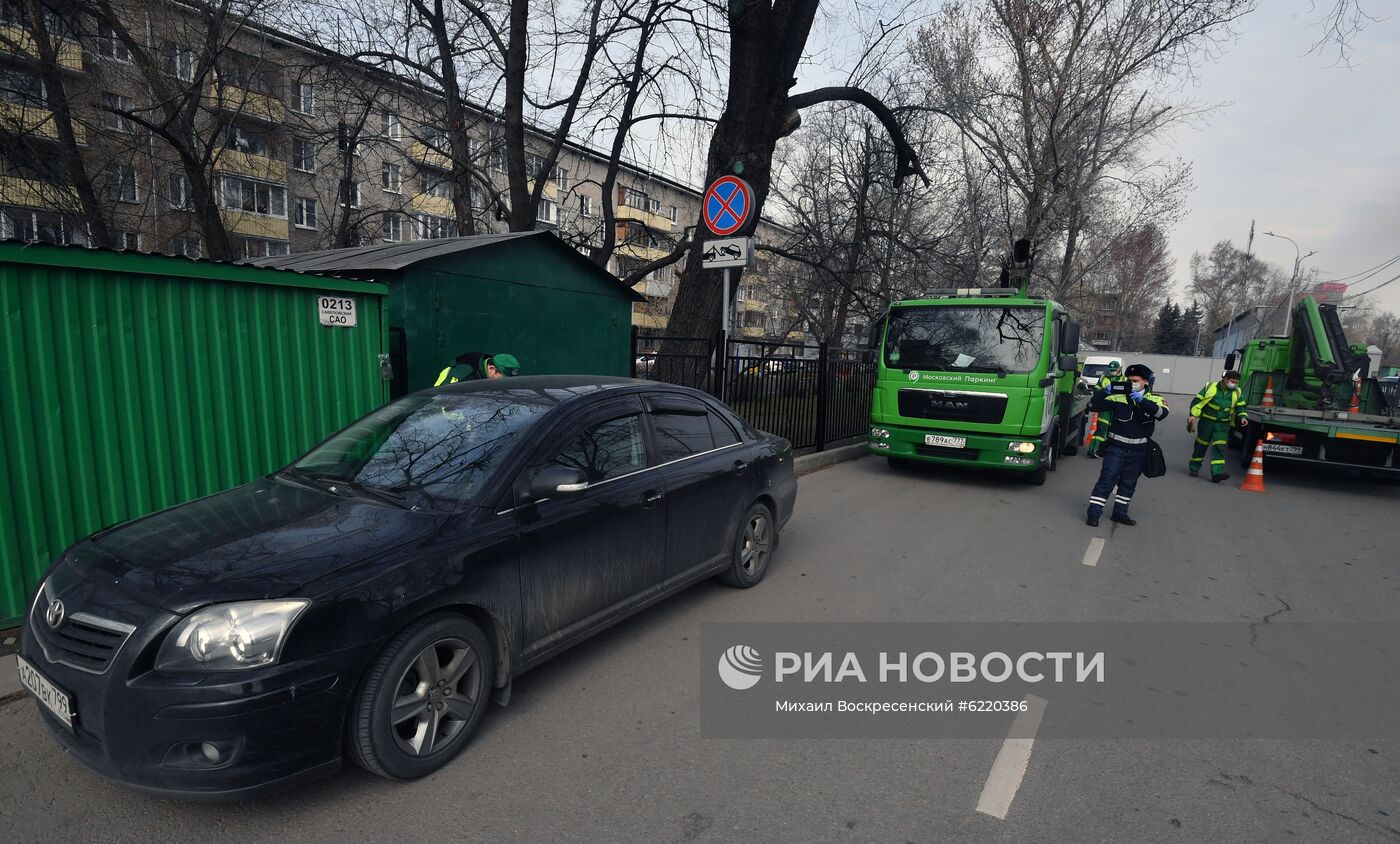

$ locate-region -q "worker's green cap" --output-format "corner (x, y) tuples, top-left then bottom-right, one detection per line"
(490, 353), (520, 376)
(1108, 360), (1122, 370)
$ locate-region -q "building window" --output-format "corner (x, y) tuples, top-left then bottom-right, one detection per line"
(537, 198), (557, 224)
(646, 197), (662, 216)
(382, 213), (402, 242)
(0, 68), (45, 105)
(161, 44), (195, 82)
(95, 24), (130, 62)
(168, 173), (191, 209)
(556, 168), (569, 190)
(742, 310), (766, 329)
(579, 195), (594, 218)
(290, 82), (314, 115)
(621, 187), (647, 209)
(170, 236), (201, 258)
(668, 204), (678, 223)
(115, 231), (141, 251)
(217, 174), (286, 217)
(376, 111), (400, 139)
(422, 169), (451, 199)
(242, 237), (289, 259)
(337, 122), (360, 156)
(339, 179), (360, 209)
(1, 207), (85, 245)
(108, 165), (139, 203)
(291, 138), (316, 173)
(225, 125), (271, 157)
(488, 147), (506, 172)
(294, 196), (317, 230)
(415, 214), (454, 240)
(381, 162), (401, 194)
(99, 92), (134, 133)
(215, 50), (280, 96)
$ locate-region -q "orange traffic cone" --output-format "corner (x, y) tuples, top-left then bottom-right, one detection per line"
(1260, 376), (1277, 408)
(1240, 439), (1267, 493)
(1084, 413), (1097, 447)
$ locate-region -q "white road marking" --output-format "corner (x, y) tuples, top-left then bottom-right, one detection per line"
(1081, 537), (1105, 567)
(975, 694), (1048, 820)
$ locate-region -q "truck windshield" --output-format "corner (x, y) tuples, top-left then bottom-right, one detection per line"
(884, 306), (1045, 374)
(1082, 363), (1110, 379)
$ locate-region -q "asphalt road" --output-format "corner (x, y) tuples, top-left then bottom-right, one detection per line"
(3, 393), (1399, 842)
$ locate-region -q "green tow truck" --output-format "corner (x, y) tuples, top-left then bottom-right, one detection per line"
(1225, 297), (1399, 476)
(867, 243), (1090, 485)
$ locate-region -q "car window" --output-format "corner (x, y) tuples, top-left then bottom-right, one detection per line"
(653, 410), (716, 462)
(708, 411), (740, 447)
(549, 414), (647, 483)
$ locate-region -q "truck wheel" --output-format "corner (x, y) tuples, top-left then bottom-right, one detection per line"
(1024, 441), (1053, 485)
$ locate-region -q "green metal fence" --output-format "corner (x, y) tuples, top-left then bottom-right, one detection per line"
(0, 243), (390, 626)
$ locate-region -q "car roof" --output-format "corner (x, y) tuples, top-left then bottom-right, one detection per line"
(422, 375), (716, 405)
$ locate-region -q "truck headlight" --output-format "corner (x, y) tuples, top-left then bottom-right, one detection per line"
(157, 600), (309, 671)
(1007, 441), (1037, 453)
(870, 427), (890, 439)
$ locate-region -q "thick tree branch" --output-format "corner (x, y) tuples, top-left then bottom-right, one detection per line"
(787, 85), (929, 188)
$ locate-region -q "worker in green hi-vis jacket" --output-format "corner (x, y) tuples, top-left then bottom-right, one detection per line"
(1187, 370), (1248, 482)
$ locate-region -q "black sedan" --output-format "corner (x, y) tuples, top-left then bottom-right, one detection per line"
(18, 376), (796, 799)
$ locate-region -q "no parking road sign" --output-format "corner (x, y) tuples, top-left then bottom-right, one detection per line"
(703, 175), (754, 236)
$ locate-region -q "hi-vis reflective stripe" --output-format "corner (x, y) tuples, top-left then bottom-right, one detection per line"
(1089, 496), (1106, 505)
(1336, 432), (1398, 444)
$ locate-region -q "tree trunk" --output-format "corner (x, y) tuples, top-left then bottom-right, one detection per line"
(502, 0), (531, 231)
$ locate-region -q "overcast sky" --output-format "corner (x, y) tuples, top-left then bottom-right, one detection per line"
(789, 2), (1400, 316)
(1160, 1), (1400, 316)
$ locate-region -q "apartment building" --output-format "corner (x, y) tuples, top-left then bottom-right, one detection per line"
(0, 0), (802, 338)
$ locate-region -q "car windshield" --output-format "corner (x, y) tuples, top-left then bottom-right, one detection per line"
(884, 306), (1045, 374)
(1082, 363), (1110, 378)
(290, 391), (555, 510)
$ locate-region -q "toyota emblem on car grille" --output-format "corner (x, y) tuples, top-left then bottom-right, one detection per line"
(45, 598), (65, 629)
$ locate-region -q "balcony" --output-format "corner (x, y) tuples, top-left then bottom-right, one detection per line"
(0, 102), (86, 143)
(615, 203), (673, 232)
(207, 82), (286, 124)
(632, 310), (667, 330)
(410, 193), (454, 218)
(0, 26), (83, 71)
(738, 324), (766, 338)
(0, 175), (78, 210)
(738, 298), (766, 312)
(214, 149), (286, 182)
(409, 142), (451, 170)
(219, 211), (288, 240)
(615, 241), (670, 263)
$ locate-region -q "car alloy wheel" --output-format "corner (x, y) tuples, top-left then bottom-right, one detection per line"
(740, 511), (773, 578)
(390, 637), (481, 757)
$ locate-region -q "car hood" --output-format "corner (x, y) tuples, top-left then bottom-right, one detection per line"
(66, 477), (444, 613)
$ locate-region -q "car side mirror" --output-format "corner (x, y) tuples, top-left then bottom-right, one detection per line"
(1060, 321), (1081, 355)
(1057, 354), (1078, 373)
(1224, 352), (1237, 371)
(527, 466), (588, 499)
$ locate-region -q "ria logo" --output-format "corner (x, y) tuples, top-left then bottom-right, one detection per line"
(717, 645), (763, 690)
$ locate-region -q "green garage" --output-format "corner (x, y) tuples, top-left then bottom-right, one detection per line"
(256, 231), (643, 396)
(0, 242), (390, 625)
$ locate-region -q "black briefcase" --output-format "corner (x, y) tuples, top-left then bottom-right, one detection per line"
(1143, 440), (1166, 478)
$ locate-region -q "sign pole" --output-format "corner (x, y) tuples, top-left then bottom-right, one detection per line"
(722, 267), (731, 336)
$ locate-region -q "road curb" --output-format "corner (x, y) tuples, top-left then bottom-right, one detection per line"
(795, 443), (869, 477)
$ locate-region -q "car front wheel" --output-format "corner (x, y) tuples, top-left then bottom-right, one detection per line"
(718, 502), (777, 588)
(348, 613), (493, 780)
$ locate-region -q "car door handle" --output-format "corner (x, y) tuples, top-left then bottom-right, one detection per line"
(641, 490), (665, 507)
(731, 460), (748, 475)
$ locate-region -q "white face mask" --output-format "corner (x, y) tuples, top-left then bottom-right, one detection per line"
(1225, 381), (1239, 390)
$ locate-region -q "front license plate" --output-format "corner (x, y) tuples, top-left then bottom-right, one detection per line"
(924, 434), (967, 448)
(1262, 443), (1303, 456)
(16, 656), (73, 728)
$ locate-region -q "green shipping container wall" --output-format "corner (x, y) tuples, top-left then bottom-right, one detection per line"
(255, 231), (644, 395)
(0, 242), (390, 625)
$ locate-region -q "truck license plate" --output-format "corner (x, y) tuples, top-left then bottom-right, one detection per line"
(924, 435), (967, 448)
(1262, 443), (1303, 456)
(16, 656), (73, 728)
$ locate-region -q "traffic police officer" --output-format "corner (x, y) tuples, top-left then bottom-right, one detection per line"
(1086, 360), (1122, 458)
(1187, 369), (1248, 482)
(1086, 363), (1169, 527)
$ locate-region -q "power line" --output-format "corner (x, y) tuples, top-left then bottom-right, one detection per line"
(1342, 271), (1400, 301)
(1319, 253), (1400, 284)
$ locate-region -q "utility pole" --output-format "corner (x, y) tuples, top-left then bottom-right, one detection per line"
(1263, 231), (1318, 335)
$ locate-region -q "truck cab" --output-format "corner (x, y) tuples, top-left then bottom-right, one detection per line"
(867, 288), (1089, 485)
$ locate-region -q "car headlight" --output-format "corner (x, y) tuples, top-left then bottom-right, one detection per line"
(1007, 441), (1037, 453)
(157, 600), (309, 671)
